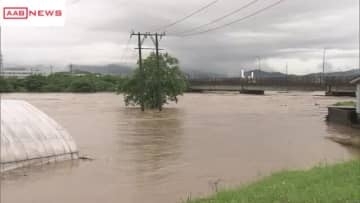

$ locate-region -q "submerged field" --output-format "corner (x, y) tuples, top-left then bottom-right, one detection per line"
(188, 160), (360, 203)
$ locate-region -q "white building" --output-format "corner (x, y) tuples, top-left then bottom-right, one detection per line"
(241, 70), (245, 78)
(350, 76), (360, 119)
(0, 67), (42, 78)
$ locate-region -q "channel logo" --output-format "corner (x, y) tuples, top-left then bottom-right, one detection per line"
(0, 0), (66, 27)
(3, 7), (63, 20)
(3, 7), (28, 19)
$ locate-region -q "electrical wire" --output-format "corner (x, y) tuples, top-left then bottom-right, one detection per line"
(171, 0), (259, 36)
(180, 0), (285, 37)
(154, 0), (220, 32)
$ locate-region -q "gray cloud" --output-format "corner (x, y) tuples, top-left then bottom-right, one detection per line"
(2, 0), (359, 75)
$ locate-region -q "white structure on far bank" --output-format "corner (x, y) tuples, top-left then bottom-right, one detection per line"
(241, 70), (245, 78)
(350, 76), (360, 119)
(1, 100), (78, 172)
(0, 67), (42, 78)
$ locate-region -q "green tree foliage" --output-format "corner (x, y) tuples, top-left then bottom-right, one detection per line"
(43, 73), (73, 92)
(7, 77), (26, 92)
(24, 74), (47, 92)
(0, 73), (125, 93)
(118, 53), (187, 111)
(0, 77), (12, 92)
(69, 77), (96, 92)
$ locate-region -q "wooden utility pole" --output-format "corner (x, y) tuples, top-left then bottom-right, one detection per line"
(321, 48), (327, 87)
(132, 32), (146, 111)
(256, 56), (261, 80)
(130, 31), (166, 111)
(137, 32), (145, 111)
(285, 62), (288, 91)
(154, 33), (162, 111)
(69, 64), (73, 74)
(0, 26), (3, 76)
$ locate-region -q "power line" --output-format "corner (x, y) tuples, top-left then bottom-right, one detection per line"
(154, 0), (220, 32)
(171, 0), (259, 36)
(182, 0), (284, 37)
(180, 0), (285, 37)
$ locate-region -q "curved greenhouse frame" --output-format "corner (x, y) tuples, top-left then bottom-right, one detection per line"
(1, 100), (78, 172)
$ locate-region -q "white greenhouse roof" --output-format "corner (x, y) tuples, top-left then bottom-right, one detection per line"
(1, 100), (78, 172)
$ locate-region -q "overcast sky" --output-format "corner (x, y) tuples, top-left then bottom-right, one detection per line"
(2, 0), (359, 75)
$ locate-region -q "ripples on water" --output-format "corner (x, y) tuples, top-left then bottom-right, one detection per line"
(1, 92), (359, 203)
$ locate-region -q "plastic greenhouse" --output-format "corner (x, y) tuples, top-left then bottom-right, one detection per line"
(1, 100), (78, 172)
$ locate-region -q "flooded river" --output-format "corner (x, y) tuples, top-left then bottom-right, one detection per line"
(1, 92), (360, 203)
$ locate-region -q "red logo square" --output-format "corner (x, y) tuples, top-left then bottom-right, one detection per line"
(3, 7), (28, 19)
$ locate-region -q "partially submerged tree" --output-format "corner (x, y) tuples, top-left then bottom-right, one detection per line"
(118, 53), (187, 111)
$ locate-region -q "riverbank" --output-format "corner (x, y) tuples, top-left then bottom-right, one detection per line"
(187, 160), (360, 203)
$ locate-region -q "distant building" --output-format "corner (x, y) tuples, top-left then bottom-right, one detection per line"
(350, 76), (360, 119)
(0, 67), (42, 78)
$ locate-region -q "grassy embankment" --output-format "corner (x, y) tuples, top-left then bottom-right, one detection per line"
(334, 101), (356, 107)
(187, 160), (360, 203)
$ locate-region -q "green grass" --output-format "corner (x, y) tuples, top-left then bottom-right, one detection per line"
(334, 101), (356, 107)
(187, 160), (360, 203)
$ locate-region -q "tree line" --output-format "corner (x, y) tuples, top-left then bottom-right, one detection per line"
(1, 53), (189, 111)
(0, 73), (125, 93)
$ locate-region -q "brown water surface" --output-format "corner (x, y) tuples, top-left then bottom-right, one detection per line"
(1, 92), (359, 203)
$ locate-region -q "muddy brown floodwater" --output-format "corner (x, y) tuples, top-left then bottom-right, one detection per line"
(1, 92), (360, 203)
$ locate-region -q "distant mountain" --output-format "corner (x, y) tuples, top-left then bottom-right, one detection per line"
(3, 64), (134, 76)
(243, 69), (360, 79)
(245, 69), (286, 78)
(72, 64), (133, 76)
(183, 69), (227, 79)
(4, 64), (359, 79)
(306, 69), (360, 78)
(3, 65), (52, 73)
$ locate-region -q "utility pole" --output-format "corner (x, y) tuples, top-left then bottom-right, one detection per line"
(256, 56), (261, 80)
(131, 32), (146, 111)
(0, 26), (3, 77)
(0, 26), (2, 158)
(285, 62), (288, 91)
(154, 33), (161, 111)
(137, 32), (144, 111)
(130, 31), (166, 111)
(69, 64), (73, 75)
(321, 48), (327, 87)
(149, 32), (165, 111)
